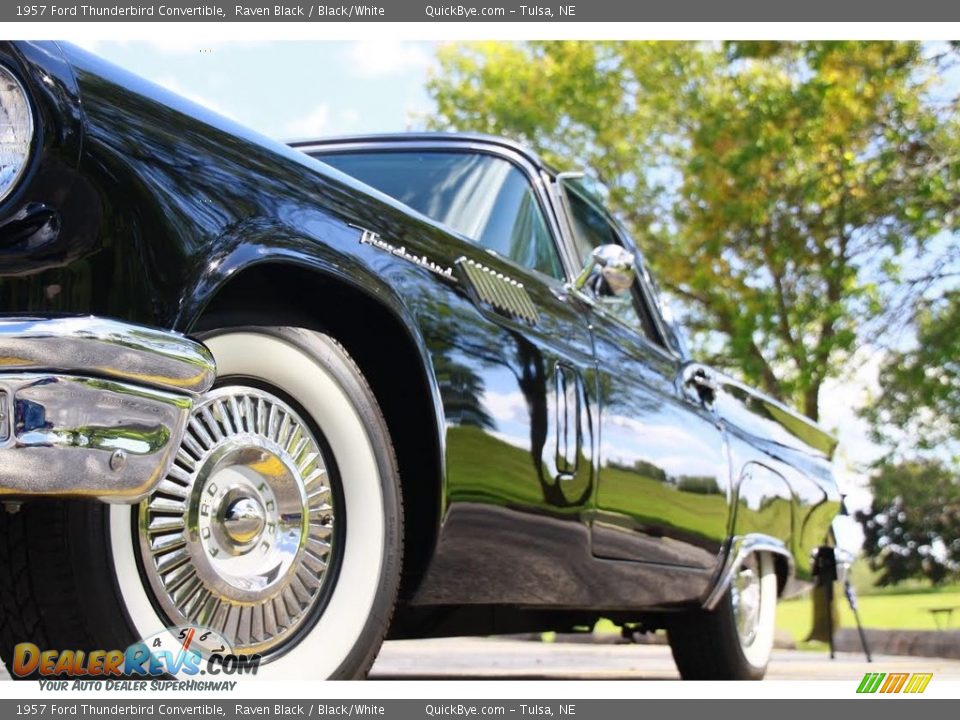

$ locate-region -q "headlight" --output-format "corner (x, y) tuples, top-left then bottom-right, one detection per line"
(0, 65), (34, 203)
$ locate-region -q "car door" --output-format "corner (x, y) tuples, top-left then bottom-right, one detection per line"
(318, 146), (598, 605)
(557, 179), (732, 570)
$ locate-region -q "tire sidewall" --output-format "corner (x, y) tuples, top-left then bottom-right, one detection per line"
(729, 551), (778, 675)
(108, 327), (402, 679)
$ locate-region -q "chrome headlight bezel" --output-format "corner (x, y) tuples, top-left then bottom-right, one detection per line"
(0, 63), (35, 205)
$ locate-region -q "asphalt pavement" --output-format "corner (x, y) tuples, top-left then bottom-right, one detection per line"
(369, 637), (960, 680)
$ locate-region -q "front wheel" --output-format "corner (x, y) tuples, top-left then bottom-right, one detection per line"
(0, 327), (403, 680)
(667, 552), (778, 680)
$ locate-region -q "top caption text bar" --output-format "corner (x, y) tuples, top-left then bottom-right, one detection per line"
(5, 0), (960, 21)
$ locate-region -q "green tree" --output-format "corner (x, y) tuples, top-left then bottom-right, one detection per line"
(867, 291), (960, 455)
(855, 459), (960, 585)
(428, 41), (959, 421)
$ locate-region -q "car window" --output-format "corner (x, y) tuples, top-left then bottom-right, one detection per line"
(564, 184), (620, 266)
(317, 151), (565, 280)
(563, 187), (663, 345)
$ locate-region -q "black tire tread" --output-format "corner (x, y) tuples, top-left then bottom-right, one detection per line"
(667, 591), (760, 680)
(0, 501), (125, 678)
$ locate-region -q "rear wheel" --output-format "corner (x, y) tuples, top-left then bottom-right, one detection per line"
(0, 327), (403, 679)
(667, 552), (778, 680)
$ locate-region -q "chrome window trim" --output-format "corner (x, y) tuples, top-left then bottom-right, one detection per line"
(570, 286), (681, 366)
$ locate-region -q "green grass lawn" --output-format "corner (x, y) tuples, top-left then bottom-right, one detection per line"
(446, 424), (732, 542)
(591, 582), (960, 644)
(777, 586), (960, 642)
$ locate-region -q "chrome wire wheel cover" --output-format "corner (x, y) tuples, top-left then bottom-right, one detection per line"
(138, 385), (339, 657)
(731, 554), (762, 648)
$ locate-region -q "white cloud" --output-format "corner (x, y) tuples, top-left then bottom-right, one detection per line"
(482, 389), (529, 426)
(820, 348), (887, 509)
(281, 105), (367, 141)
(152, 77), (237, 121)
(282, 104), (331, 139)
(598, 442), (722, 479)
(488, 430), (530, 452)
(67, 39), (105, 54)
(605, 412), (718, 457)
(342, 40), (433, 79)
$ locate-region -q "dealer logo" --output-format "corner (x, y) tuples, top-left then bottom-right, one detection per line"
(856, 672), (933, 694)
(12, 625), (260, 680)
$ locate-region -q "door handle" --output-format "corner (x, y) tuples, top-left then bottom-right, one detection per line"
(555, 363), (580, 479)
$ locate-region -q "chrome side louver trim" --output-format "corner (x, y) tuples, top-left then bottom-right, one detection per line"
(457, 258), (540, 325)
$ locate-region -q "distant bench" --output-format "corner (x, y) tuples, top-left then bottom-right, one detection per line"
(927, 606), (960, 630)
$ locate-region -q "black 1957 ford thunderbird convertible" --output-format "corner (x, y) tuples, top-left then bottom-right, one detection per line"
(0, 41), (842, 680)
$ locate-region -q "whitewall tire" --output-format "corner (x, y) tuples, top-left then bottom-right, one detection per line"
(108, 327), (403, 679)
(667, 551), (779, 680)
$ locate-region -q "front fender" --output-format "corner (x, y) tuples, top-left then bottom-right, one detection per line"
(173, 215), (449, 498)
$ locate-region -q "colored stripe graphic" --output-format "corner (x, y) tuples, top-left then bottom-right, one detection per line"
(857, 672), (885, 693)
(903, 673), (933, 694)
(880, 673), (909, 693)
(857, 672), (932, 694)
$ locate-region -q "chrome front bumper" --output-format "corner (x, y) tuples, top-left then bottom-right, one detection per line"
(0, 317), (215, 503)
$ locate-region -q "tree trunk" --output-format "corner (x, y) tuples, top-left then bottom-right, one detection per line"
(802, 377), (835, 641)
(803, 382), (820, 422)
(806, 581), (839, 643)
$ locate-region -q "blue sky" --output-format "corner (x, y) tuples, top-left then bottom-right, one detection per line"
(72, 40), (437, 140)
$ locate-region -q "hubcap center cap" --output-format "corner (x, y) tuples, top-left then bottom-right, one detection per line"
(221, 495), (266, 546)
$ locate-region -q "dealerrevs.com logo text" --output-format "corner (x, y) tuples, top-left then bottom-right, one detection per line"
(12, 626), (260, 685)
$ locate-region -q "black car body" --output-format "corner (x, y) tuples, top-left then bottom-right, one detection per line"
(0, 41), (842, 680)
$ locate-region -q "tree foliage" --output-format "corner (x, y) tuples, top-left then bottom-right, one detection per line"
(855, 459), (960, 585)
(427, 41), (959, 421)
(867, 290), (960, 455)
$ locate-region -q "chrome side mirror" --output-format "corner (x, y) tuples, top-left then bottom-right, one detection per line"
(681, 362), (719, 404)
(573, 244), (636, 298)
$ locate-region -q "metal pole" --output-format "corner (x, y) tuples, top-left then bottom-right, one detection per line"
(826, 577), (835, 660)
(844, 579), (872, 663)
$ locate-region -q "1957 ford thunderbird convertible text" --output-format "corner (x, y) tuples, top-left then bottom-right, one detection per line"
(0, 41), (842, 680)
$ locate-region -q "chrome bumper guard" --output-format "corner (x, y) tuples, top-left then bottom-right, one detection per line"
(0, 317), (215, 503)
